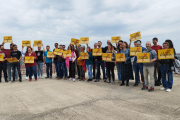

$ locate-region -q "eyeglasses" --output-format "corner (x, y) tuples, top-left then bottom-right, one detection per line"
(163, 45), (168, 48)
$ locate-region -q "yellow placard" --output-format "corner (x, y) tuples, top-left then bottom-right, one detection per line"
(137, 53), (150, 63)
(47, 52), (54, 58)
(34, 40), (42, 47)
(158, 48), (174, 59)
(92, 48), (102, 56)
(102, 53), (112, 61)
(3, 36), (12, 43)
(71, 38), (80, 45)
(115, 53), (125, 62)
(0, 54), (3, 61)
(63, 50), (71, 57)
(24, 56), (34, 63)
(6, 58), (18, 63)
(130, 47), (142, 56)
(130, 31), (141, 41)
(80, 52), (89, 59)
(80, 37), (89, 44)
(22, 41), (31, 47)
(111, 36), (121, 43)
(54, 48), (63, 55)
(77, 57), (83, 65)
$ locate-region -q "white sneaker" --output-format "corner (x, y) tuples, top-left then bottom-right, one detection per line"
(160, 87), (166, 90)
(26, 77), (28, 80)
(166, 89), (171, 92)
(69, 78), (72, 81)
(41, 76), (43, 79)
(73, 79), (76, 82)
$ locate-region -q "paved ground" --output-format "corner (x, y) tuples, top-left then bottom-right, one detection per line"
(0, 72), (180, 120)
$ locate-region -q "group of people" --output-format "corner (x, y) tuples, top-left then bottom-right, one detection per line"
(0, 37), (177, 92)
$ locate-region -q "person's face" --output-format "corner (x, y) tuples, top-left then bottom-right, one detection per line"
(55, 44), (58, 48)
(107, 40), (110, 45)
(94, 44), (97, 48)
(134, 43), (137, 47)
(63, 46), (65, 50)
(153, 39), (157, 45)
(78, 45), (81, 49)
(163, 44), (169, 49)
(136, 44), (140, 47)
(1, 46), (4, 50)
(146, 42), (151, 49)
(108, 44), (111, 50)
(122, 42), (126, 48)
(13, 46), (17, 50)
(46, 46), (50, 51)
(98, 42), (102, 47)
(80, 47), (84, 52)
(87, 47), (90, 52)
(68, 46), (71, 50)
(10, 45), (13, 49)
(119, 44), (122, 49)
(28, 48), (31, 53)
(38, 47), (41, 50)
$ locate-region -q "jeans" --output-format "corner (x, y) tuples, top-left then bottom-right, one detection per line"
(54, 60), (59, 77)
(64, 62), (67, 78)
(26, 66), (37, 79)
(12, 62), (21, 81)
(37, 62), (43, 77)
(7, 62), (18, 80)
(77, 64), (80, 78)
(57, 62), (66, 78)
(26, 67), (29, 77)
(86, 64), (93, 79)
(116, 64), (121, 81)
(160, 64), (173, 89)
(133, 65), (144, 85)
(143, 66), (154, 88)
(46, 62), (52, 77)
(96, 60), (106, 80)
(0, 62), (8, 82)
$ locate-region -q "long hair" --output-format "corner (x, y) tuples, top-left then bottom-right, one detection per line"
(165, 39), (174, 48)
(123, 41), (129, 49)
(117, 40), (123, 52)
(108, 43), (115, 53)
(68, 45), (73, 51)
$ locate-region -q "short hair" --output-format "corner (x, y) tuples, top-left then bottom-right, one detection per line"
(46, 45), (50, 47)
(62, 45), (65, 47)
(153, 37), (158, 41)
(119, 40), (123, 43)
(55, 43), (58, 45)
(98, 41), (102, 44)
(10, 43), (13, 46)
(59, 45), (62, 47)
(13, 44), (17, 47)
(94, 43), (97, 45)
(81, 45), (85, 50)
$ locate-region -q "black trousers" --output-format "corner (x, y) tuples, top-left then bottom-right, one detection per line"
(69, 61), (75, 78)
(0, 62), (7, 82)
(106, 62), (115, 82)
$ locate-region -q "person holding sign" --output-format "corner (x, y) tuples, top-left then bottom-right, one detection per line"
(141, 42), (157, 92)
(53, 43), (59, 78)
(44, 45), (53, 79)
(0, 45), (8, 82)
(120, 42), (134, 86)
(116, 40), (123, 82)
(25, 47), (38, 81)
(106, 43), (115, 84)
(159, 42), (175, 92)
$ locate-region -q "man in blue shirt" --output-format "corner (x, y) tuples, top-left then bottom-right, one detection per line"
(44, 45), (53, 79)
(133, 40), (146, 86)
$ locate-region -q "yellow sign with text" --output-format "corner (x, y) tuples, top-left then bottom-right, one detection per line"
(111, 36), (121, 43)
(102, 53), (112, 61)
(22, 41), (31, 47)
(92, 48), (102, 56)
(6, 58), (19, 63)
(130, 31), (141, 41)
(54, 49), (63, 55)
(3, 36), (12, 43)
(80, 52), (89, 59)
(115, 53), (125, 62)
(80, 37), (89, 44)
(24, 56), (34, 63)
(0, 54), (3, 61)
(34, 40), (42, 47)
(130, 47), (142, 56)
(158, 48), (174, 59)
(47, 52), (54, 58)
(71, 38), (80, 45)
(137, 53), (150, 63)
(63, 50), (71, 57)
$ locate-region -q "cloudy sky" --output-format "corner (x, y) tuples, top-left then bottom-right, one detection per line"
(0, 0), (180, 52)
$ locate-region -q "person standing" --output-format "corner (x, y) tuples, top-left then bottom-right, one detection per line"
(141, 41), (157, 92)
(75, 43), (81, 79)
(44, 46), (53, 79)
(10, 44), (22, 83)
(120, 42), (134, 86)
(53, 43), (59, 78)
(33, 44), (45, 79)
(92, 43), (98, 79)
(25, 47), (38, 81)
(78, 45), (86, 81)
(0, 45), (8, 82)
(85, 45), (93, 82)
(151, 37), (162, 86)
(116, 40), (123, 82)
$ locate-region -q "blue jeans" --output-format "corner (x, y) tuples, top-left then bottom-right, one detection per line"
(46, 62), (52, 77)
(26, 66), (37, 79)
(0, 62), (8, 82)
(96, 60), (106, 80)
(133, 65), (144, 85)
(86, 64), (93, 79)
(63, 62), (67, 78)
(37, 62), (43, 77)
(160, 64), (173, 89)
(12, 62), (21, 81)
(57, 62), (67, 78)
(116, 64), (121, 81)
(7, 62), (18, 80)
(26, 67), (29, 77)
(54, 60), (59, 77)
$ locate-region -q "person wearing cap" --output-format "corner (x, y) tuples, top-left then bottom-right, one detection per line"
(132, 40), (146, 87)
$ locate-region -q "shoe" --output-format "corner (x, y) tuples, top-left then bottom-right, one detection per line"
(120, 81), (125, 86)
(67, 76), (70, 78)
(148, 87), (154, 92)
(87, 79), (92, 82)
(73, 79), (76, 82)
(35, 78), (37, 81)
(99, 78), (102, 80)
(133, 84), (138, 87)
(107, 81), (111, 83)
(141, 86), (148, 90)
(126, 80), (129, 86)
(11, 81), (15, 83)
(45, 77), (49, 79)
(76, 77), (80, 79)
(83, 76), (85, 81)
(94, 80), (99, 82)
(41, 76), (43, 79)
(19, 80), (22, 82)
(166, 89), (171, 92)
(69, 78), (72, 81)
(64, 77), (67, 80)
(29, 79), (32, 82)
(80, 76), (83, 81)
(112, 81), (115, 84)
(26, 77), (28, 80)
(104, 80), (107, 82)
(160, 87), (166, 90)
(155, 81), (161, 86)
(92, 77), (95, 79)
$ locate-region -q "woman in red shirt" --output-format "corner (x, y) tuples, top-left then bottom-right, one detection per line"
(25, 47), (38, 81)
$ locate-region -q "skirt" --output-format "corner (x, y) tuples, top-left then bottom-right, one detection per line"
(121, 62), (134, 81)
